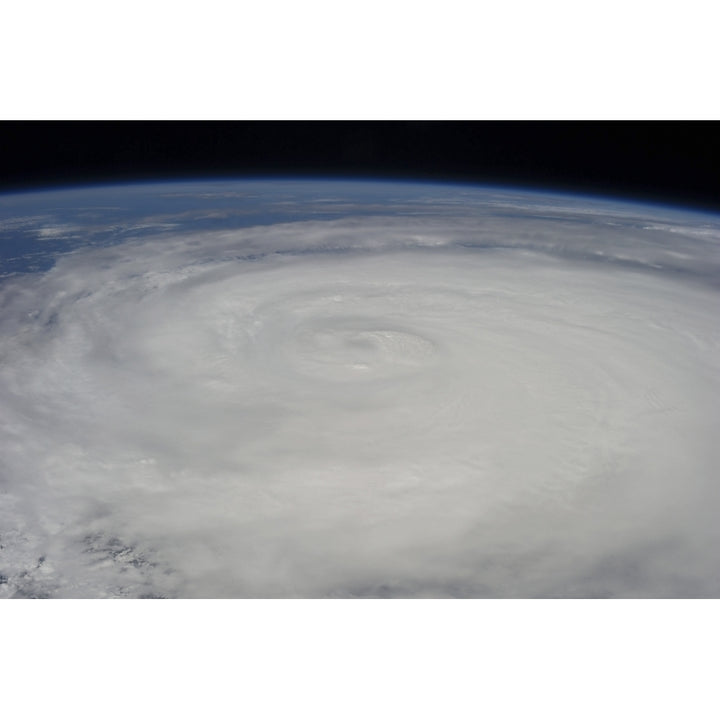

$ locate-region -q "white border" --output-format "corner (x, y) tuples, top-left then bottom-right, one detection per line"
(3, 600), (718, 718)
(3, 1), (719, 119)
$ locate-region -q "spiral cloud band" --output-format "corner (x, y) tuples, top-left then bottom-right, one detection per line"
(1, 182), (719, 597)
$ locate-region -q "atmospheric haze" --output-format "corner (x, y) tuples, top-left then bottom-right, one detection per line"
(0, 180), (719, 598)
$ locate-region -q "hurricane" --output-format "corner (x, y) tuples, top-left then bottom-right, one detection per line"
(1, 180), (719, 597)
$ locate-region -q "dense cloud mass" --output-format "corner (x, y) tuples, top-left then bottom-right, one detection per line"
(1, 182), (719, 597)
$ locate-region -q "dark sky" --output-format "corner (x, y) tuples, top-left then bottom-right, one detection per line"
(2, 121), (718, 212)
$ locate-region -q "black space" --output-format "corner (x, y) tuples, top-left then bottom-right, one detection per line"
(2, 121), (718, 212)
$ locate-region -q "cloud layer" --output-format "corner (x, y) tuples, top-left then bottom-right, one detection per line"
(1, 183), (719, 597)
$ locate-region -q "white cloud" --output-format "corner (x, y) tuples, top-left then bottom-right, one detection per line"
(1, 198), (720, 597)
